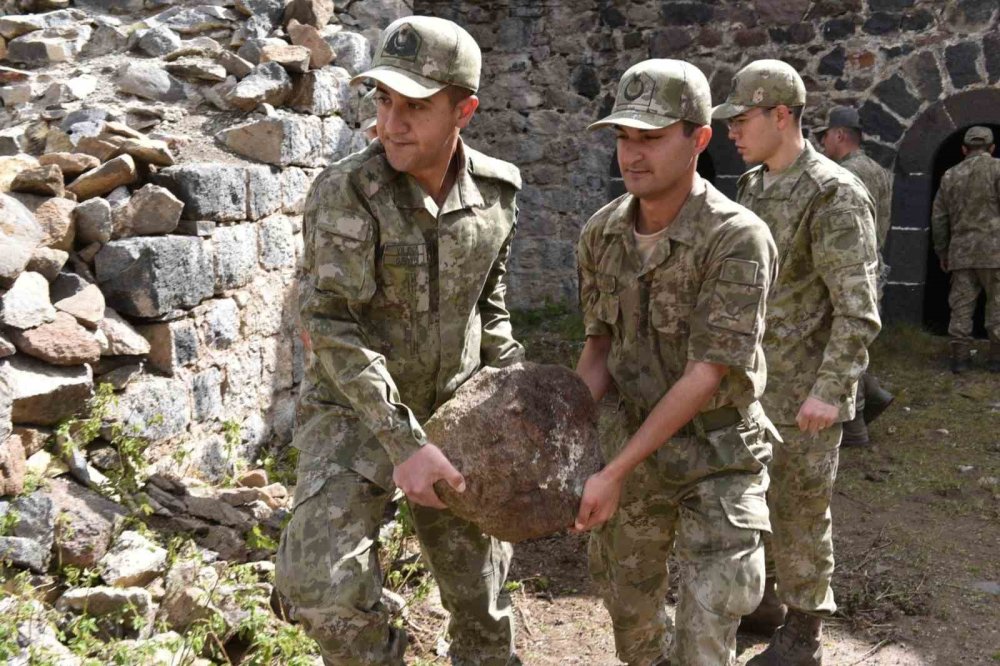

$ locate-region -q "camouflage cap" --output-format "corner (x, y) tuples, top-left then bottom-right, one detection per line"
(350, 15), (481, 99)
(816, 105), (861, 136)
(588, 59), (711, 132)
(711, 59), (806, 120)
(964, 125), (993, 146)
(359, 88), (377, 131)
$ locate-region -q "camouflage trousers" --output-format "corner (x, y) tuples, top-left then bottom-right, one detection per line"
(948, 268), (1000, 342)
(589, 441), (770, 666)
(274, 453), (517, 666)
(763, 423), (842, 615)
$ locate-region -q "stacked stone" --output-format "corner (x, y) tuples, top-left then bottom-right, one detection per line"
(416, 0), (1000, 309)
(0, 0), (418, 500)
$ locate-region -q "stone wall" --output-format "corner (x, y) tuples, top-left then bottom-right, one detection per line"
(416, 0), (1000, 317)
(0, 0), (412, 488)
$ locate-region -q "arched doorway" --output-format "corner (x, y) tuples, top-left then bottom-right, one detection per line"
(885, 88), (1000, 328)
(922, 124), (1000, 336)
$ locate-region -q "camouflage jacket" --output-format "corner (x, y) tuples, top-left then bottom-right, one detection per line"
(578, 177), (778, 485)
(737, 143), (881, 424)
(931, 152), (1000, 270)
(295, 139), (524, 487)
(839, 149), (892, 252)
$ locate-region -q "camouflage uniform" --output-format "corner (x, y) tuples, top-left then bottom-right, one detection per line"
(931, 143), (1000, 345)
(275, 16), (523, 666)
(581, 59), (780, 666)
(735, 142), (881, 614)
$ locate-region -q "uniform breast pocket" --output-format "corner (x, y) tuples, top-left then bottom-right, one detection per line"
(379, 243), (430, 313)
(313, 219), (373, 298)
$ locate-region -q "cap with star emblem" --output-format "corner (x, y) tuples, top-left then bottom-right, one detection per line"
(350, 15), (481, 99)
(711, 59), (806, 120)
(588, 59), (712, 132)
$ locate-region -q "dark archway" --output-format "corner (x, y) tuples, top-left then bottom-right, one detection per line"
(921, 126), (1000, 336)
(885, 88), (1000, 327)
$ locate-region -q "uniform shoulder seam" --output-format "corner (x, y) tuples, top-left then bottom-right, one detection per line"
(465, 146), (522, 190)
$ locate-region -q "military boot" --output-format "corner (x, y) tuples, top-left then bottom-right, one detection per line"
(746, 610), (823, 666)
(861, 373), (894, 424)
(740, 576), (787, 635)
(950, 341), (972, 374)
(841, 411), (870, 448)
(989, 342), (1000, 374)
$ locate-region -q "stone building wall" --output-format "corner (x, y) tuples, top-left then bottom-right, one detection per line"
(416, 0), (1000, 319)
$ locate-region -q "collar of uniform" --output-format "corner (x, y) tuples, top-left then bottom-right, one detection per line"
(752, 142), (813, 200)
(391, 139), (484, 217)
(601, 176), (706, 248)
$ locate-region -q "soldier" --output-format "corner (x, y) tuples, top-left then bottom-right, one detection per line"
(574, 59), (779, 666)
(817, 105), (895, 445)
(274, 15), (524, 666)
(931, 125), (1000, 374)
(359, 88), (378, 142)
(713, 60), (881, 665)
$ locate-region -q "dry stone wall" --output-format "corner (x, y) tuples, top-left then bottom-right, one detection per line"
(0, 0), (413, 493)
(416, 0), (1000, 311)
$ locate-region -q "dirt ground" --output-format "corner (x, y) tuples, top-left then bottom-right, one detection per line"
(393, 315), (1000, 666)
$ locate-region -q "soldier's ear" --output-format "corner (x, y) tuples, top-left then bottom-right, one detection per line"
(455, 95), (479, 129)
(693, 124), (712, 154)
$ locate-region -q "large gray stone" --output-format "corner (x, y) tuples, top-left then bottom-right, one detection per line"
(52, 272), (105, 329)
(5, 24), (91, 67)
(116, 61), (186, 103)
(288, 66), (352, 117)
(425, 362), (602, 542)
(108, 376), (190, 441)
(112, 184), (183, 238)
(225, 61), (292, 111)
(135, 25), (181, 57)
(95, 236), (214, 317)
(4, 355), (92, 426)
(0, 536), (48, 571)
(73, 197), (112, 244)
(0, 434), (26, 495)
(162, 6), (240, 34)
(236, 0), (285, 26)
(0, 271), (56, 329)
(26, 247), (69, 282)
(216, 114), (324, 167)
(56, 586), (155, 638)
(0, 9), (83, 40)
(154, 164), (247, 222)
(0, 193), (42, 285)
(99, 530), (168, 587)
(196, 298), (239, 350)
(322, 30), (371, 76)
(98, 308), (151, 357)
(138, 318), (198, 375)
(322, 115), (356, 163)
(246, 166), (282, 221)
(259, 214), (296, 270)
(190, 366), (223, 421)
(212, 224), (259, 292)
(48, 477), (125, 568)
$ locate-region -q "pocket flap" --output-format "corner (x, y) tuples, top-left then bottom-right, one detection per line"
(720, 494), (771, 533)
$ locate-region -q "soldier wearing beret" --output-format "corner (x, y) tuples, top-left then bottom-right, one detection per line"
(574, 58), (779, 666)
(931, 125), (1000, 373)
(714, 60), (881, 665)
(275, 15), (524, 666)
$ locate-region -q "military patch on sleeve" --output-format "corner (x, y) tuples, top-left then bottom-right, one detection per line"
(719, 258), (759, 285)
(317, 215), (373, 243)
(595, 272), (617, 293)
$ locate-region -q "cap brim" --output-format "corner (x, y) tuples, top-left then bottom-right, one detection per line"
(711, 102), (751, 120)
(588, 111), (682, 132)
(350, 66), (446, 99)
(361, 117), (377, 131)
